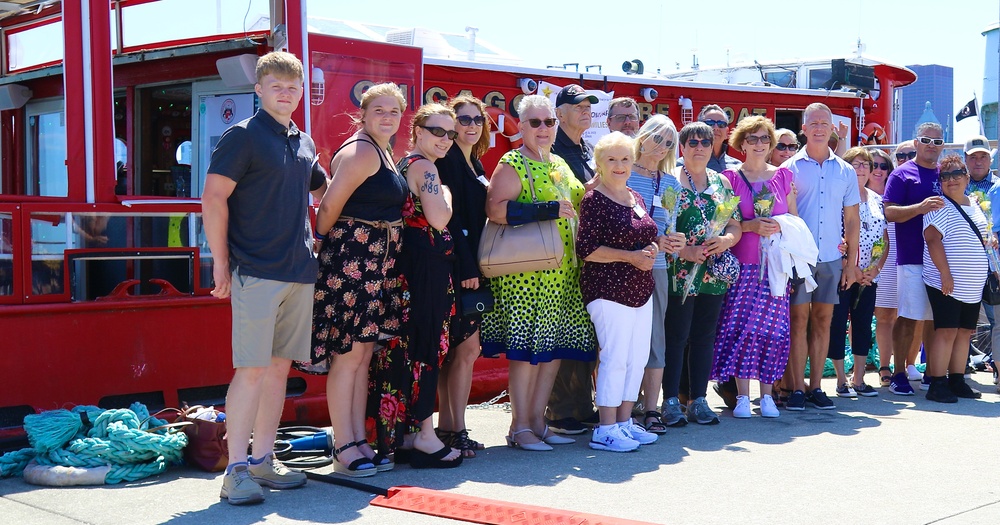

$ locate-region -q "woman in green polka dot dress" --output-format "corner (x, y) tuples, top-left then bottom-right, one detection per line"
(482, 95), (597, 450)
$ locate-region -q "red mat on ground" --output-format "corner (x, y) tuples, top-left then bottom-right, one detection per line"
(371, 486), (658, 525)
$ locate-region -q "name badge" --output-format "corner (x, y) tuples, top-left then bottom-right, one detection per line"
(652, 194), (664, 208)
(477, 175), (490, 187)
(634, 204), (647, 218)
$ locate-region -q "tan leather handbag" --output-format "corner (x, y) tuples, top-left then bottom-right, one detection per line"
(478, 153), (565, 278)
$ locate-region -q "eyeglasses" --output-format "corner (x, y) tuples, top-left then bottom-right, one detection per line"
(916, 136), (945, 146)
(744, 135), (771, 145)
(701, 119), (729, 128)
(456, 115), (485, 126)
(774, 143), (799, 152)
(526, 118), (557, 128)
(419, 125), (458, 140)
(651, 134), (674, 148)
(896, 151), (916, 161)
(873, 162), (891, 171)
(940, 169), (968, 180)
(686, 139), (713, 148)
(851, 161), (872, 171)
(610, 114), (639, 123)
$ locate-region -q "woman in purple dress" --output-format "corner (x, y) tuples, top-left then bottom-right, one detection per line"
(711, 116), (797, 419)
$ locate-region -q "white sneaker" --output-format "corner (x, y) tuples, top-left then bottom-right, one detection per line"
(906, 364), (923, 381)
(618, 421), (658, 445)
(588, 425), (640, 452)
(760, 395), (780, 418)
(733, 395), (751, 418)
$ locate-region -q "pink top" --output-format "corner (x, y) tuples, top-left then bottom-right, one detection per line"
(724, 167), (795, 263)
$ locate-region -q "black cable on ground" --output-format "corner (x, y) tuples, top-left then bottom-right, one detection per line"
(304, 471), (389, 496)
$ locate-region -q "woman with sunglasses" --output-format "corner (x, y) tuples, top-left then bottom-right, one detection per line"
(307, 83), (408, 477)
(482, 94), (596, 450)
(368, 103), (463, 469)
(769, 128), (799, 166)
(711, 116), (796, 418)
(869, 148), (899, 387)
(626, 115), (687, 431)
(662, 121), (742, 425)
(827, 147), (888, 398)
(922, 155), (986, 402)
(433, 95), (491, 458)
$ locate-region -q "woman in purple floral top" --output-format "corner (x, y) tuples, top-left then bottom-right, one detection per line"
(577, 132), (664, 452)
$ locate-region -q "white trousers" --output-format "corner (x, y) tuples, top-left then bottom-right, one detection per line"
(587, 298), (653, 408)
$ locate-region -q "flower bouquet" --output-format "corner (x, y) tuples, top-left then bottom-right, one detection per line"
(853, 235), (886, 308)
(971, 191), (1000, 275)
(753, 184), (776, 281)
(680, 194), (741, 303)
(661, 186), (682, 234)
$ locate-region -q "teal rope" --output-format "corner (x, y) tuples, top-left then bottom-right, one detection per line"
(0, 403), (187, 484)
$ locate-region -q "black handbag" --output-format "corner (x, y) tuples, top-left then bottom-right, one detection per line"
(944, 195), (1000, 305)
(458, 282), (495, 316)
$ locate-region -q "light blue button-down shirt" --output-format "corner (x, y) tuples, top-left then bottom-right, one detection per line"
(782, 148), (861, 263)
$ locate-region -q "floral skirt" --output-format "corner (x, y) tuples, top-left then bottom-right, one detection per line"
(711, 263), (790, 384)
(295, 219), (403, 375)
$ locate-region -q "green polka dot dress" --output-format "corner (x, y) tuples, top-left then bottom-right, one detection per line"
(481, 149), (597, 364)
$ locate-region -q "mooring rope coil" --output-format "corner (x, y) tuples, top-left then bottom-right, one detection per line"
(0, 402), (187, 484)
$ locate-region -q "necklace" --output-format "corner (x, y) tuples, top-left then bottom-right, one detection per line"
(600, 185), (635, 207)
(683, 166), (707, 193)
(635, 164), (662, 194)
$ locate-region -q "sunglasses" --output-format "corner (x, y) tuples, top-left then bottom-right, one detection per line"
(701, 119), (729, 128)
(940, 169), (968, 180)
(419, 125), (458, 140)
(611, 114), (639, 123)
(456, 115), (485, 126)
(774, 143), (798, 152)
(873, 162), (891, 171)
(526, 118), (557, 128)
(651, 134), (674, 148)
(916, 136), (945, 146)
(896, 151), (916, 161)
(744, 135), (771, 146)
(687, 139), (713, 148)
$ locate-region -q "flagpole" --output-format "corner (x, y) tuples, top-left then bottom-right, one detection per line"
(976, 92), (987, 137)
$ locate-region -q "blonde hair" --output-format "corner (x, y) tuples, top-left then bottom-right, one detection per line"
(633, 114), (677, 173)
(729, 115), (777, 154)
(448, 95), (491, 159)
(255, 51), (303, 83)
(409, 103), (456, 147)
(593, 131), (634, 177)
(351, 83), (407, 128)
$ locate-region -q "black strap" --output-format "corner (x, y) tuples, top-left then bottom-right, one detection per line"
(330, 135), (395, 173)
(944, 195), (987, 247)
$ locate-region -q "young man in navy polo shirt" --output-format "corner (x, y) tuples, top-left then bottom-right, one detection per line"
(203, 51), (327, 505)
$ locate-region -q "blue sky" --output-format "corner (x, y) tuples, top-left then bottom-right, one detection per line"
(307, 0), (1000, 141)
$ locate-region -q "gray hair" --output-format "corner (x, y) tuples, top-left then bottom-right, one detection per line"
(517, 94), (555, 118)
(634, 114), (678, 173)
(679, 121), (713, 144)
(803, 103), (832, 124)
(775, 128), (798, 142)
(697, 104), (726, 121)
(915, 122), (943, 138)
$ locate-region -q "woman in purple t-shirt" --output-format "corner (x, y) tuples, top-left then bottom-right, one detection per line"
(711, 116), (797, 419)
(577, 132), (662, 452)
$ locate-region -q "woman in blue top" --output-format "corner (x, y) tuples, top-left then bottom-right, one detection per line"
(625, 115), (686, 431)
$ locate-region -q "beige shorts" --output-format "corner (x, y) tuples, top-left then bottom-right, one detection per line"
(230, 269), (313, 367)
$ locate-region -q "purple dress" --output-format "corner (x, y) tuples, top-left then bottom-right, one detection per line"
(711, 167), (794, 384)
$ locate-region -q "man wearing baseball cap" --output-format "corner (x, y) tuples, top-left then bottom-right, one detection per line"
(552, 84), (600, 187)
(965, 135), (996, 194)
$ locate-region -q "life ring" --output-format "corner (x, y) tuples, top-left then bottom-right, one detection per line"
(859, 122), (887, 145)
(485, 107), (522, 149)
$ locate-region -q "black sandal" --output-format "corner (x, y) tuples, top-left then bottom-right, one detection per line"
(879, 366), (892, 387)
(452, 429), (484, 457)
(332, 441), (376, 478)
(410, 445), (463, 469)
(643, 411), (668, 435)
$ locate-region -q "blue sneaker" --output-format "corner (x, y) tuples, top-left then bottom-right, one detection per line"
(889, 372), (915, 396)
(785, 390), (806, 411)
(806, 388), (835, 410)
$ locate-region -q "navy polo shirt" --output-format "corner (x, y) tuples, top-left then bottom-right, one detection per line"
(553, 127), (595, 184)
(207, 109), (319, 284)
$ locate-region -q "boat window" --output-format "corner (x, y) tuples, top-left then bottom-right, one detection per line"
(5, 18), (63, 73)
(133, 84), (193, 197)
(120, 0), (269, 51)
(25, 99), (67, 197)
(0, 211), (13, 297)
(764, 71), (796, 88)
(809, 68), (833, 90)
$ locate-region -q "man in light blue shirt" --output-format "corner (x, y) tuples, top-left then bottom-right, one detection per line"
(780, 103), (861, 411)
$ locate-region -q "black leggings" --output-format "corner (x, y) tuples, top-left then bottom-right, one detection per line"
(828, 283), (877, 360)
(662, 293), (725, 400)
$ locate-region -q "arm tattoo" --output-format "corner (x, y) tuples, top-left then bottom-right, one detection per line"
(420, 171), (440, 195)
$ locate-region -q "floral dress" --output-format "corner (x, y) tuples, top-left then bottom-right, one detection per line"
(668, 171), (740, 297)
(367, 154), (456, 453)
(480, 149), (597, 364)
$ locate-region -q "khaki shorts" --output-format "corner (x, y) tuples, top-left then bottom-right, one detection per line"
(230, 269), (313, 367)
(790, 260), (843, 306)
